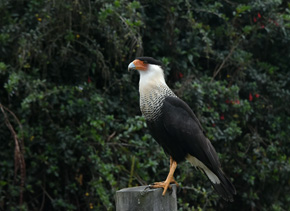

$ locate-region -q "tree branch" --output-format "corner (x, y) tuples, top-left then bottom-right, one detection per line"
(211, 41), (240, 82)
(0, 104), (26, 205)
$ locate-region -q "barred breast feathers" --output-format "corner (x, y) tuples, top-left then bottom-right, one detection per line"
(138, 65), (177, 121)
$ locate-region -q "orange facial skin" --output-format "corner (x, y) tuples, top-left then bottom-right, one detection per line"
(132, 59), (148, 71)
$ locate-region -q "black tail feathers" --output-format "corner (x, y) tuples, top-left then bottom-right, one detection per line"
(209, 169), (236, 202)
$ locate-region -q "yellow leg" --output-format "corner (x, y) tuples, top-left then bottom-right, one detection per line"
(169, 157), (179, 186)
(150, 156), (179, 195)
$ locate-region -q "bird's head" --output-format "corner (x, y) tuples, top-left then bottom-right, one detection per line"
(128, 57), (166, 87)
(128, 57), (163, 72)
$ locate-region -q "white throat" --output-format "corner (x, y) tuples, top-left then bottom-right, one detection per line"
(138, 64), (177, 121)
(138, 64), (167, 92)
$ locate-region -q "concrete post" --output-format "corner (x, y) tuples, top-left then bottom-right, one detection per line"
(116, 185), (177, 211)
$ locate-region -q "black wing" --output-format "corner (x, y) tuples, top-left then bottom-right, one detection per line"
(160, 97), (219, 168)
(148, 96), (236, 201)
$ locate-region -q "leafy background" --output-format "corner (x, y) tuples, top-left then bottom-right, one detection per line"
(1, 0), (290, 210)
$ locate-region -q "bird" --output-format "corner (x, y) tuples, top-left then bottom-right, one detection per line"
(128, 57), (236, 201)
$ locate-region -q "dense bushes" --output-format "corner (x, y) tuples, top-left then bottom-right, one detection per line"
(1, 0), (290, 210)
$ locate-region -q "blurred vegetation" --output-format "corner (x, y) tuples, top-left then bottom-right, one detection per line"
(0, 0), (290, 210)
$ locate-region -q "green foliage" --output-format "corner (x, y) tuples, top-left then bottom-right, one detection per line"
(1, 0), (290, 210)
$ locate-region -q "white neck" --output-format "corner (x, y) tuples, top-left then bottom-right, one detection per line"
(137, 64), (177, 120)
(138, 64), (167, 92)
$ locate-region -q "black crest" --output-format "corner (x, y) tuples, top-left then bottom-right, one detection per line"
(136, 57), (163, 66)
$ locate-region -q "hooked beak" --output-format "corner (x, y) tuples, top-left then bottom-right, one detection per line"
(128, 59), (148, 71)
(128, 62), (136, 71)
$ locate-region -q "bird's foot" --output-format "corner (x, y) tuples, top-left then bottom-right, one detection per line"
(149, 178), (179, 196)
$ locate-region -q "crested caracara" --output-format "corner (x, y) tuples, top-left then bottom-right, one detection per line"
(128, 57), (236, 201)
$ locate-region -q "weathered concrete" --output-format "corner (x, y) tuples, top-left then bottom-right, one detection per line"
(116, 185), (177, 211)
